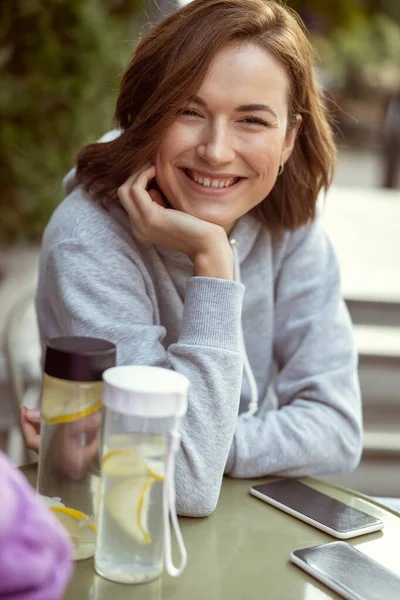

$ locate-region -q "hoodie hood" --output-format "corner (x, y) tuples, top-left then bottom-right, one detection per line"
(63, 129), (122, 197)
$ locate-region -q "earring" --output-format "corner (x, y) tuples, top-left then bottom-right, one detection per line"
(278, 162), (284, 176)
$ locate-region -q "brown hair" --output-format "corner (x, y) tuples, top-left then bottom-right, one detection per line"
(76, 0), (336, 231)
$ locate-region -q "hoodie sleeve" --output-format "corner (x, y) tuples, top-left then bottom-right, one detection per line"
(225, 217), (363, 478)
(39, 237), (244, 517)
(0, 452), (73, 600)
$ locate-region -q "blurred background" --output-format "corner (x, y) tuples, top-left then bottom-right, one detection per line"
(1, 1), (399, 497)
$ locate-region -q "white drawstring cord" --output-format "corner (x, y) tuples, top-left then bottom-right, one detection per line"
(163, 423), (187, 577)
(230, 239), (259, 418)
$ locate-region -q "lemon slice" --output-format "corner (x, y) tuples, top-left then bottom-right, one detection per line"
(41, 376), (103, 424)
(49, 506), (97, 560)
(105, 476), (155, 544)
(144, 458), (165, 481)
(101, 449), (147, 478)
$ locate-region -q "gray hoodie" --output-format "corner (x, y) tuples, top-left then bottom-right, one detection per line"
(36, 162), (362, 517)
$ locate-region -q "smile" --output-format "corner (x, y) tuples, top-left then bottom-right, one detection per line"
(184, 168), (241, 188)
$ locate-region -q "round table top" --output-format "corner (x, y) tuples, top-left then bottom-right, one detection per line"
(21, 464), (400, 600)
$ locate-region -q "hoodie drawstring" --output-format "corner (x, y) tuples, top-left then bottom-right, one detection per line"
(230, 239), (259, 417)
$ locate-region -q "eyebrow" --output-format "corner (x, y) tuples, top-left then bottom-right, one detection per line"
(191, 96), (279, 120)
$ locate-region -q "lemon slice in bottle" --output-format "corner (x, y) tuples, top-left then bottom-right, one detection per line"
(49, 506), (97, 560)
(141, 439), (166, 480)
(102, 446), (165, 481)
(101, 449), (147, 478)
(105, 477), (155, 544)
(41, 375), (103, 424)
(144, 459), (165, 481)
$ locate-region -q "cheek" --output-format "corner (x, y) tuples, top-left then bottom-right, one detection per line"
(157, 123), (198, 162)
(154, 134), (177, 188)
(247, 133), (284, 175)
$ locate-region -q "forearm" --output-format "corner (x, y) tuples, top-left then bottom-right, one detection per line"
(169, 277), (245, 516)
(226, 395), (362, 479)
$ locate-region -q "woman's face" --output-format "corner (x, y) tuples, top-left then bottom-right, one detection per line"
(154, 42), (301, 233)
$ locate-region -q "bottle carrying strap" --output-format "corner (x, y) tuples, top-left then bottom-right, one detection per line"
(163, 429), (187, 577)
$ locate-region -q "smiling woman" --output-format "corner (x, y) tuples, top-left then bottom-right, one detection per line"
(32, 0), (362, 518)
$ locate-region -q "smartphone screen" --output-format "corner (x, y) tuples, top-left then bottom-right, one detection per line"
(291, 541), (400, 600)
(251, 479), (383, 538)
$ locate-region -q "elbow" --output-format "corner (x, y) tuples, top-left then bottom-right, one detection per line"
(175, 480), (220, 518)
(343, 429), (363, 473)
(342, 406), (363, 473)
(329, 417), (363, 475)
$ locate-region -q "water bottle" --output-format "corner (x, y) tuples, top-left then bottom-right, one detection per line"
(95, 365), (189, 584)
(37, 336), (116, 560)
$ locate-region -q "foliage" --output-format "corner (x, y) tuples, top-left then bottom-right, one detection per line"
(312, 14), (400, 95)
(286, 1), (400, 95)
(0, 0), (144, 244)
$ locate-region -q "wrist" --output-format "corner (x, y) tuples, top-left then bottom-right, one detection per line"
(193, 244), (234, 280)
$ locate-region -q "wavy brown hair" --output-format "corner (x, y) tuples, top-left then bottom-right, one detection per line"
(76, 0), (336, 231)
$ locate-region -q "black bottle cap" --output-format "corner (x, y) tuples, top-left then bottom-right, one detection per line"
(44, 336), (117, 382)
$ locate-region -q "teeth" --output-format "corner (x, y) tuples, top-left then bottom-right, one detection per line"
(188, 170), (237, 188)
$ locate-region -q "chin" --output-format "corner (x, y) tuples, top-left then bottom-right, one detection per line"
(186, 206), (236, 228)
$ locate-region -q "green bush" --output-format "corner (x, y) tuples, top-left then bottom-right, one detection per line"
(0, 0), (143, 244)
(312, 13), (400, 95)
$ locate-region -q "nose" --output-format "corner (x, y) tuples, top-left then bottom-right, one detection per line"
(196, 120), (235, 165)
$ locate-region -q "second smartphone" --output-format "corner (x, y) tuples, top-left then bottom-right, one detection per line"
(291, 541), (400, 600)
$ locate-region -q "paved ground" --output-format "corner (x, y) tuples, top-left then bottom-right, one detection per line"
(334, 147), (385, 188)
(322, 185), (400, 302)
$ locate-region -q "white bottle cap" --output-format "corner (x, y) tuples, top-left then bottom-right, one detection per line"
(102, 365), (189, 418)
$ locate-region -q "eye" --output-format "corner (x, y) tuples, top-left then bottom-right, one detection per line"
(240, 116), (270, 127)
(180, 108), (203, 118)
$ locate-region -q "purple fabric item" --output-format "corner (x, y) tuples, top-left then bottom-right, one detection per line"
(0, 452), (73, 599)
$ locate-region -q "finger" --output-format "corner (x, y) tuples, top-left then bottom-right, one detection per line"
(129, 166), (158, 218)
(20, 414), (40, 452)
(21, 406), (39, 432)
(120, 170), (158, 228)
(118, 163), (153, 206)
(134, 165), (156, 191)
(25, 431), (40, 452)
(25, 408), (41, 423)
(125, 161), (152, 187)
(118, 173), (155, 226)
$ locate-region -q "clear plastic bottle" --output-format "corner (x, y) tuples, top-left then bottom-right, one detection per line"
(36, 336), (116, 560)
(95, 365), (189, 584)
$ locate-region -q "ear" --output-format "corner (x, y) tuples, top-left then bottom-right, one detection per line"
(281, 114), (302, 165)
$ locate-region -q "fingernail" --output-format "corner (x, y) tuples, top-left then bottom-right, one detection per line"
(27, 409), (41, 418)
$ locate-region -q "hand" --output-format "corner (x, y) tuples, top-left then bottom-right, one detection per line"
(118, 164), (234, 279)
(20, 406), (41, 453)
(20, 406), (100, 481)
(51, 413), (101, 481)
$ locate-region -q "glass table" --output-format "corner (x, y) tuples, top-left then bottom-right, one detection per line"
(22, 464), (400, 599)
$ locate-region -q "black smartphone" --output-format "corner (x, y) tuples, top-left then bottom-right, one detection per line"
(291, 541), (400, 600)
(250, 479), (383, 539)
